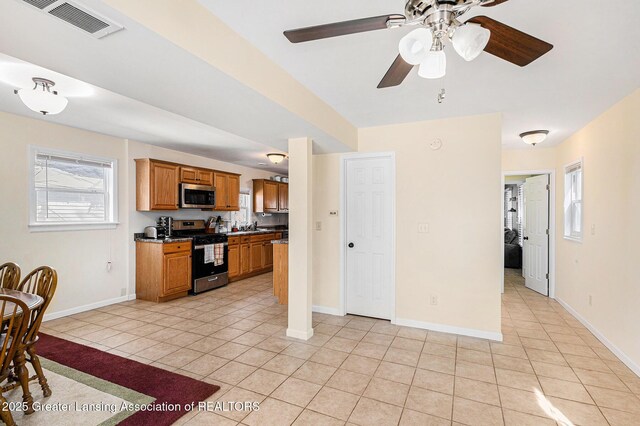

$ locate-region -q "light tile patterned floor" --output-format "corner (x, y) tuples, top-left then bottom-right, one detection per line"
(41, 270), (640, 425)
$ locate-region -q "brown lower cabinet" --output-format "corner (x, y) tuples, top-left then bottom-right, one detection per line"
(228, 233), (281, 281)
(136, 241), (192, 302)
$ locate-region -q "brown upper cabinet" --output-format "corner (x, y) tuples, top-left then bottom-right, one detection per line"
(136, 158), (241, 212)
(136, 159), (179, 211)
(253, 179), (288, 213)
(180, 167), (214, 186)
(214, 172), (241, 211)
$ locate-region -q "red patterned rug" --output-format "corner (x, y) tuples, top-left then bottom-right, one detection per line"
(37, 333), (219, 425)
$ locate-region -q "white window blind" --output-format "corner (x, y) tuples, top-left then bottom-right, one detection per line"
(31, 147), (117, 229)
(564, 160), (583, 241)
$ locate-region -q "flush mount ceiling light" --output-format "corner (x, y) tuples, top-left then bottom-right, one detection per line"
(520, 130), (549, 146)
(284, 0), (554, 88)
(267, 153), (287, 164)
(14, 77), (68, 115)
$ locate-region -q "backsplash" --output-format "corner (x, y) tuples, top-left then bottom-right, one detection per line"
(135, 209), (287, 231)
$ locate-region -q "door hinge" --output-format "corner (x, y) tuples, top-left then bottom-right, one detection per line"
(546, 184), (550, 190)
(546, 273), (549, 280)
(546, 229), (549, 235)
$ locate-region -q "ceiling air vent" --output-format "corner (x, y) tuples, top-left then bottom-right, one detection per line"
(17, 0), (124, 39)
(23, 0), (57, 9)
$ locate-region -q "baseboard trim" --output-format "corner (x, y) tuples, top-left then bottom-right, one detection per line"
(395, 317), (503, 342)
(286, 328), (314, 341)
(556, 297), (640, 377)
(43, 294), (133, 322)
(312, 305), (342, 316)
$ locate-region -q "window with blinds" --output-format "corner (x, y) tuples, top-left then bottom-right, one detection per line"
(564, 160), (583, 241)
(30, 147), (117, 228)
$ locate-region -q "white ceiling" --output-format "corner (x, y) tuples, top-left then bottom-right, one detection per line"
(0, 0), (364, 174)
(0, 53), (290, 173)
(200, 0), (640, 149)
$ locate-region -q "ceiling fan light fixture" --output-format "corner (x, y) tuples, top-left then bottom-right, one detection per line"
(452, 23), (491, 62)
(519, 130), (549, 146)
(418, 50), (446, 79)
(267, 153), (287, 164)
(399, 28), (433, 65)
(14, 77), (68, 115)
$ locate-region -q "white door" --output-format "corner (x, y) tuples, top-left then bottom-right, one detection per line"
(345, 156), (394, 319)
(523, 175), (549, 295)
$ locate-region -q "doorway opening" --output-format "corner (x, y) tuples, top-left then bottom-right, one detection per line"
(502, 170), (556, 298)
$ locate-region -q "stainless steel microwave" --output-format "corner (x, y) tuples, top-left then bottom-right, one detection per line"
(180, 183), (216, 209)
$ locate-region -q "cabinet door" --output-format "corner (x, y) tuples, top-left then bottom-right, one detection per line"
(227, 175), (240, 211)
(278, 183), (288, 212)
(263, 242), (273, 267)
(152, 162), (179, 210)
(197, 169), (214, 186)
(240, 243), (251, 274)
(250, 242), (264, 271)
(180, 167), (199, 184)
(228, 244), (240, 278)
(214, 173), (229, 210)
(264, 181), (279, 211)
(162, 252), (191, 296)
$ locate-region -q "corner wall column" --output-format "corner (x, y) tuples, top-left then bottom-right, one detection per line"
(286, 137), (314, 340)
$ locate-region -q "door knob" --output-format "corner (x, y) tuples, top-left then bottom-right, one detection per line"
(348, 242), (355, 248)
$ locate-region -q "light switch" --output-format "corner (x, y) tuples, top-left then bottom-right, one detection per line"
(315, 221), (322, 231)
(418, 223), (429, 233)
(591, 224), (596, 235)
(329, 211), (338, 216)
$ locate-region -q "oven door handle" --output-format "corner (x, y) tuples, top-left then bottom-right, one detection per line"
(194, 243), (228, 250)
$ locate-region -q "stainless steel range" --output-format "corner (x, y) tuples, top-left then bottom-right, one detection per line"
(172, 220), (228, 294)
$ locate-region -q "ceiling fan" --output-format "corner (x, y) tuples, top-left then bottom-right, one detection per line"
(283, 0), (553, 88)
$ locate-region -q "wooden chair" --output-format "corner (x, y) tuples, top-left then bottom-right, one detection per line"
(0, 295), (30, 426)
(14, 266), (57, 399)
(0, 263), (20, 290)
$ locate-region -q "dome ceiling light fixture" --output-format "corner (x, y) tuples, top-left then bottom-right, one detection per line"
(520, 130), (549, 146)
(267, 153), (287, 164)
(283, 0), (554, 88)
(14, 77), (68, 115)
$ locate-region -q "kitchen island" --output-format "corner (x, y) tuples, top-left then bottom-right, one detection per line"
(272, 239), (288, 304)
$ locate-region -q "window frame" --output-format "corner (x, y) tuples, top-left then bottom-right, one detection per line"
(28, 145), (119, 232)
(563, 158), (583, 242)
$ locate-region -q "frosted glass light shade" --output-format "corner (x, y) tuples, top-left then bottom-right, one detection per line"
(452, 23), (491, 62)
(520, 130), (549, 146)
(418, 51), (447, 79)
(399, 28), (433, 65)
(17, 88), (68, 115)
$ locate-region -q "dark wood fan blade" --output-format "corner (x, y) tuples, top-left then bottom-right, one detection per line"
(481, 0), (510, 7)
(284, 15), (404, 43)
(378, 55), (414, 89)
(468, 16), (553, 66)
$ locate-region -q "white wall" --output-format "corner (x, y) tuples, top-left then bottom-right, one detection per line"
(503, 89), (640, 374)
(0, 111), (130, 316)
(313, 113), (504, 339)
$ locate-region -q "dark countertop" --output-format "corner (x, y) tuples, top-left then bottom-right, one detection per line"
(272, 239), (288, 244)
(226, 229), (286, 236)
(135, 237), (192, 244)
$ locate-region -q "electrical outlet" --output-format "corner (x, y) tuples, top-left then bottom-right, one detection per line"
(591, 224), (596, 235)
(315, 221), (322, 231)
(588, 294), (592, 306)
(120, 288), (126, 297)
(430, 295), (438, 306)
(418, 223), (429, 233)
(106, 261), (112, 272)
